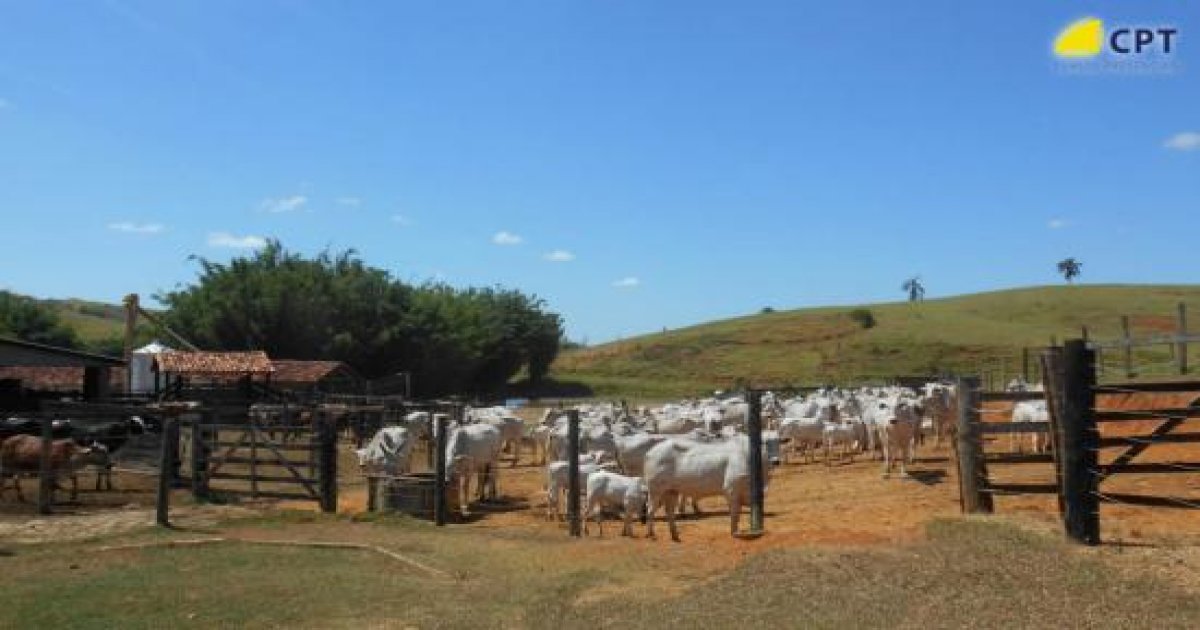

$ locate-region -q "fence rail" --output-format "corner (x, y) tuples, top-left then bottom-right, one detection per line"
(956, 339), (1200, 546)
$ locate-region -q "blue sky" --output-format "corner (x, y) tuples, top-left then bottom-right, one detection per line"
(0, 1), (1197, 343)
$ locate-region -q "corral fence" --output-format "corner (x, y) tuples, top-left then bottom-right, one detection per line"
(956, 339), (1200, 545)
(188, 405), (338, 511)
(1, 402), (173, 515)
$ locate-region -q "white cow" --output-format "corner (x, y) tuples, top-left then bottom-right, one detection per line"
(643, 434), (782, 541)
(613, 432), (670, 476)
(583, 470), (648, 537)
(444, 423), (503, 516)
(545, 459), (617, 521)
(1011, 400), (1051, 454)
(355, 426), (413, 476)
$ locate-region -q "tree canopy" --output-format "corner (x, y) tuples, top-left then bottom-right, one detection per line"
(156, 241), (563, 396)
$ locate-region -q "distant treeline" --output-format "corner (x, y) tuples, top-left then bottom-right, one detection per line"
(158, 241), (563, 396)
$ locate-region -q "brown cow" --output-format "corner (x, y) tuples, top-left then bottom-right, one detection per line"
(0, 435), (107, 503)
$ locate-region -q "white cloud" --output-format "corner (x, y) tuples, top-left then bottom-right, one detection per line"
(612, 276), (640, 288)
(390, 214), (412, 226)
(1164, 132), (1200, 151)
(492, 230), (523, 246)
(208, 232), (266, 249)
(544, 249), (575, 262)
(336, 197), (362, 207)
(259, 195), (308, 213)
(1048, 218), (1068, 229)
(108, 221), (164, 234)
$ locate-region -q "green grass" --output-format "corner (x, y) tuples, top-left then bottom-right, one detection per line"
(2, 517), (1198, 628)
(553, 284), (1200, 398)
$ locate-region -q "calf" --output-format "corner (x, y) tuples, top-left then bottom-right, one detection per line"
(583, 470), (647, 537)
(545, 458), (617, 521)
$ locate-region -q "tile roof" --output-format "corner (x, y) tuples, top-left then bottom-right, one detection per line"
(154, 351), (274, 375)
(0, 366), (125, 391)
(270, 360), (356, 384)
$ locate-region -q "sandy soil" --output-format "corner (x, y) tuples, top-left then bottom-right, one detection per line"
(4, 400), (1197, 556)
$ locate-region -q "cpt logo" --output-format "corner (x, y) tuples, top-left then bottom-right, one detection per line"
(1054, 17), (1178, 58)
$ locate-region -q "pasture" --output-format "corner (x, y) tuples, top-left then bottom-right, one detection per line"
(553, 285), (1200, 397)
(3, 400), (1200, 628)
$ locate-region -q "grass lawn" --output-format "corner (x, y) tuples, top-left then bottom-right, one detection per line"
(2, 514), (1198, 628)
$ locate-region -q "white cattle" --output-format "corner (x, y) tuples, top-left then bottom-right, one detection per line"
(355, 426), (413, 476)
(444, 423), (503, 516)
(1011, 400), (1051, 454)
(613, 432), (669, 477)
(545, 459), (617, 521)
(583, 470), (648, 537)
(642, 434), (781, 541)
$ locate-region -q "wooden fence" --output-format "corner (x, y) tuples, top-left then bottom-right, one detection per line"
(956, 340), (1200, 545)
(188, 407), (337, 512)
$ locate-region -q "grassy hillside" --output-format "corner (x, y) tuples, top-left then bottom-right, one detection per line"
(551, 285), (1200, 398)
(41, 298), (128, 345)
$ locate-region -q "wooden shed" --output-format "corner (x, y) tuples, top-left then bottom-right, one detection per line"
(153, 351), (275, 400)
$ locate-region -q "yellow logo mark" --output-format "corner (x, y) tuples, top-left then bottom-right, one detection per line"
(1055, 17), (1104, 58)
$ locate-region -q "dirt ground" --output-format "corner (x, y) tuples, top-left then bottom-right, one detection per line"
(4, 403), (1197, 558)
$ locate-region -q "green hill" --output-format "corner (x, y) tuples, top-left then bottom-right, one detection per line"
(40, 298), (128, 345)
(551, 285), (1200, 398)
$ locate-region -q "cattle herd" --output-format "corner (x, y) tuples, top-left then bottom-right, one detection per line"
(353, 378), (1053, 542)
(1, 378), (1052, 538)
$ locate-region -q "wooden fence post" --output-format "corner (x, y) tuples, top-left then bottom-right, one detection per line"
(249, 411), (260, 498)
(1040, 347), (1066, 519)
(567, 410), (581, 537)
(1121, 315), (1133, 378)
(1178, 303), (1188, 375)
(954, 376), (992, 514)
(1021, 347), (1030, 383)
(38, 414), (54, 515)
(747, 390), (765, 535)
(318, 411), (338, 513)
(157, 417), (179, 527)
(190, 412), (209, 500)
(1059, 339), (1099, 545)
(433, 413), (448, 526)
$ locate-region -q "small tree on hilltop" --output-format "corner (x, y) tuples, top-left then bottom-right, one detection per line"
(902, 276), (925, 303)
(1057, 258), (1082, 284)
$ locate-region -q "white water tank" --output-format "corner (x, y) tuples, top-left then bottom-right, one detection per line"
(130, 341), (173, 394)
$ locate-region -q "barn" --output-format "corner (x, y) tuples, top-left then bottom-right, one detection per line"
(0, 336), (125, 410)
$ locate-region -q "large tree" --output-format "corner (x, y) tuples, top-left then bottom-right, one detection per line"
(157, 241), (562, 396)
